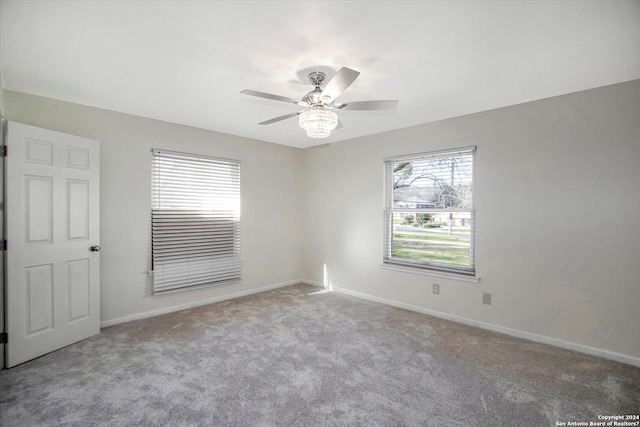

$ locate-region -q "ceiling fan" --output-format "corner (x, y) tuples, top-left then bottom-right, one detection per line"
(241, 67), (399, 138)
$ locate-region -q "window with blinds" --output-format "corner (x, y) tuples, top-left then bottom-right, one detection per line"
(151, 149), (241, 294)
(384, 146), (476, 276)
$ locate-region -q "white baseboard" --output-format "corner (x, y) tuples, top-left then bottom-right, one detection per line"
(100, 279), (303, 328)
(327, 285), (640, 368)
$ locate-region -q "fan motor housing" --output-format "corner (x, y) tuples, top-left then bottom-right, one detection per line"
(304, 72), (328, 106)
(303, 87), (325, 106)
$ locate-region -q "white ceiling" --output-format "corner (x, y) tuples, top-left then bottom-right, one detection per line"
(1, 1), (639, 149)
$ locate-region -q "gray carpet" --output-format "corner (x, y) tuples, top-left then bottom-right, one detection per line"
(1, 283), (638, 426)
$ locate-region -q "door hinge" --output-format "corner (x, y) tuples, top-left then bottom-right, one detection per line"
(0, 332), (7, 344)
(0, 240), (6, 251)
(0, 145), (6, 157)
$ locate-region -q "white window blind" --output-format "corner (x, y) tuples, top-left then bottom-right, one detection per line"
(151, 149), (241, 294)
(384, 146), (476, 276)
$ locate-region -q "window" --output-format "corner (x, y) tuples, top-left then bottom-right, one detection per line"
(151, 149), (241, 294)
(383, 146), (476, 276)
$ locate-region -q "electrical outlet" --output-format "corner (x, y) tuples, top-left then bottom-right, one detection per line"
(433, 283), (440, 295)
(483, 292), (492, 305)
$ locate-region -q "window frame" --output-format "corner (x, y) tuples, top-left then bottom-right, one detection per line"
(151, 149), (241, 295)
(383, 146), (476, 278)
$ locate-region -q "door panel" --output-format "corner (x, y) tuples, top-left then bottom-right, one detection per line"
(6, 122), (100, 368)
(25, 264), (54, 335)
(68, 259), (90, 321)
(25, 175), (53, 243)
(68, 179), (90, 240)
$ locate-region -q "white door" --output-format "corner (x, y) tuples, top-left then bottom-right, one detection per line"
(5, 122), (100, 368)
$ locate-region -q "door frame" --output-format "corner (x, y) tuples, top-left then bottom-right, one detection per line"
(1, 118), (5, 369)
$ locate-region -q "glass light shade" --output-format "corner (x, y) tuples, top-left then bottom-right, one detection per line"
(299, 109), (338, 138)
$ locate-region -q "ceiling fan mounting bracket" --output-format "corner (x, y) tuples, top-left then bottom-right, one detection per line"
(308, 71), (327, 87)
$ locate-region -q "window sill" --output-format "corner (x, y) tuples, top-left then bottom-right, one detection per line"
(379, 263), (480, 284)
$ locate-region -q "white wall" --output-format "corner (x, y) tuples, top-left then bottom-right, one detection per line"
(302, 79), (640, 362)
(3, 90), (305, 324)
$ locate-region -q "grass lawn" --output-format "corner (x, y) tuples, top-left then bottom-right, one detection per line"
(392, 228), (471, 266)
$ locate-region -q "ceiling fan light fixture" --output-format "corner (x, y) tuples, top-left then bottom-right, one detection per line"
(298, 108), (338, 138)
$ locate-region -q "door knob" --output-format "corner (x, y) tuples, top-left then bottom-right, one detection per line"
(90, 245), (101, 252)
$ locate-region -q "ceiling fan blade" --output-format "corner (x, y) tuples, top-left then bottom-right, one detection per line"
(258, 111), (302, 125)
(321, 67), (360, 101)
(241, 89), (300, 105)
(334, 100), (399, 110)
